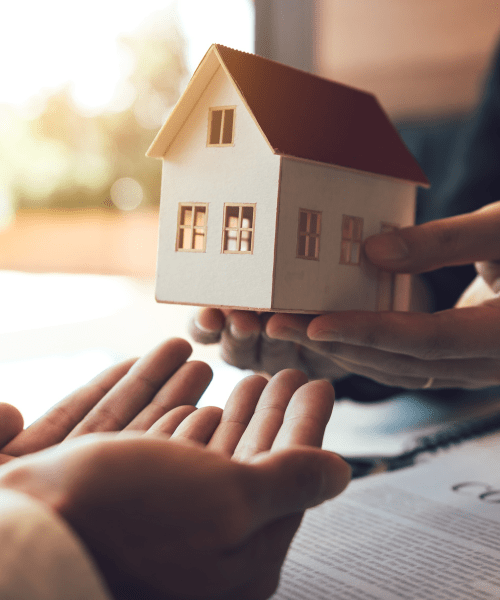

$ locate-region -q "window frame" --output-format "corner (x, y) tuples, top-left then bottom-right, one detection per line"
(296, 208), (322, 260)
(175, 202), (208, 252)
(222, 203), (256, 254)
(339, 215), (364, 266)
(207, 106), (236, 147)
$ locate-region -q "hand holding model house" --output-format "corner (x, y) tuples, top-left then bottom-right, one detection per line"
(149, 45), (474, 389)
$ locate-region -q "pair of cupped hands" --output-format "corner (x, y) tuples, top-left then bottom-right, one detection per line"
(0, 338), (349, 600)
(0, 201), (499, 599)
(192, 201), (500, 391)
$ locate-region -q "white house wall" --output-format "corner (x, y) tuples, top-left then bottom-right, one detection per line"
(156, 66), (281, 309)
(272, 157), (416, 312)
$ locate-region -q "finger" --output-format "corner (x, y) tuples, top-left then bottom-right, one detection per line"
(0, 403), (24, 448)
(271, 380), (335, 451)
(318, 338), (500, 384)
(259, 314), (319, 376)
(66, 338), (193, 437)
(188, 308), (226, 344)
(307, 305), (500, 360)
(123, 360), (213, 431)
(233, 370), (308, 462)
(245, 448), (351, 529)
(171, 406), (223, 444)
(222, 312), (316, 377)
(364, 200), (500, 274)
(207, 375), (268, 456)
(146, 405), (198, 436)
(255, 333), (308, 377)
(267, 313), (351, 378)
(2, 359), (136, 456)
(219, 311), (262, 370)
(327, 357), (475, 389)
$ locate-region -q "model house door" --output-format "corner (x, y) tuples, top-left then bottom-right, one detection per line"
(376, 223), (397, 311)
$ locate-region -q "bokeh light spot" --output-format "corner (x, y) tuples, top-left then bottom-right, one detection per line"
(110, 177), (144, 211)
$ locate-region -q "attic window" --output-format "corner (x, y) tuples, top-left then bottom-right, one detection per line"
(340, 215), (363, 265)
(176, 203), (208, 252)
(297, 209), (321, 260)
(222, 204), (255, 253)
(208, 107), (235, 146)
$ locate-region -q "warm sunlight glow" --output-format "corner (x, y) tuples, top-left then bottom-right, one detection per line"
(2, 0), (254, 114)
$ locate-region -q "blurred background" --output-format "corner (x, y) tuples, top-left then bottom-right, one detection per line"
(1, 1), (499, 440)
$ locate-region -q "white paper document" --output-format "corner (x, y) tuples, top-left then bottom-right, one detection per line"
(273, 434), (500, 599)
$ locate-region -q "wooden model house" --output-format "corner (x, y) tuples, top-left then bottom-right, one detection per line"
(147, 44), (429, 313)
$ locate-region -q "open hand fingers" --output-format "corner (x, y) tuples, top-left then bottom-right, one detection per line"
(206, 375), (268, 456)
(170, 406), (223, 445)
(1, 358), (136, 456)
(232, 370), (308, 462)
(271, 379), (335, 450)
(146, 405), (197, 437)
(123, 360), (213, 431)
(66, 338), (209, 437)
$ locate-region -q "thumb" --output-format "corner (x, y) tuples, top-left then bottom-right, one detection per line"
(364, 200), (500, 274)
(247, 447), (351, 527)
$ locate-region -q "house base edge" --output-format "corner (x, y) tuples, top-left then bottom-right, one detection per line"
(154, 297), (385, 314)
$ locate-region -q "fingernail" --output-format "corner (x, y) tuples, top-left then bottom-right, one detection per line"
(229, 322), (254, 340)
(365, 233), (409, 263)
(193, 319), (215, 333)
(268, 325), (303, 340)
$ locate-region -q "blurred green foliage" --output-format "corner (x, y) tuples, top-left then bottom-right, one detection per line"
(0, 14), (186, 211)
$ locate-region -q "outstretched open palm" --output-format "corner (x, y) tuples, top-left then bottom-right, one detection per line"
(0, 340), (350, 600)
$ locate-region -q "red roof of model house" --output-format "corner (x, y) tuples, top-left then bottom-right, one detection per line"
(148, 44), (429, 187)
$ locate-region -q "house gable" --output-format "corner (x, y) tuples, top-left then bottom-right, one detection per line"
(147, 45), (275, 160)
(154, 64), (281, 310)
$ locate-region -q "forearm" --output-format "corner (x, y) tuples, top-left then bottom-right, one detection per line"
(0, 488), (112, 600)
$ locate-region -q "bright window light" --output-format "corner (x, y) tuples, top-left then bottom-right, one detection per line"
(1, 0), (254, 113)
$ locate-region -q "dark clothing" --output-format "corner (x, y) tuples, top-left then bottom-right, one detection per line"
(336, 44), (500, 402)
